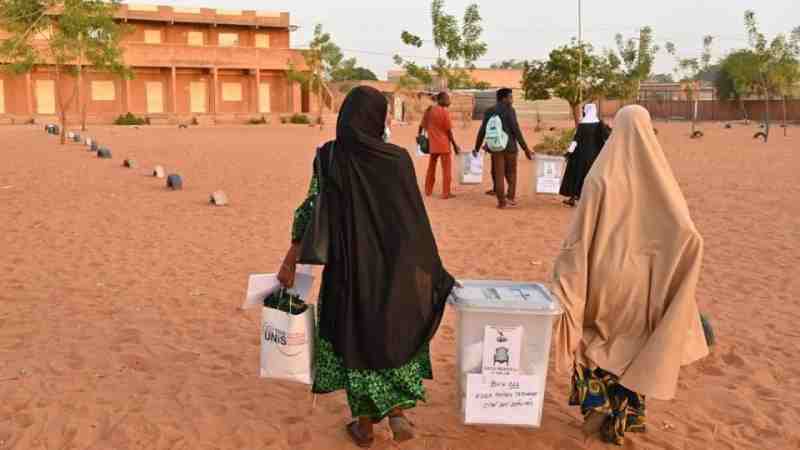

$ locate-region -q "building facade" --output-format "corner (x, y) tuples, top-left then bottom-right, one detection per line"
(0, 3), (313, 124)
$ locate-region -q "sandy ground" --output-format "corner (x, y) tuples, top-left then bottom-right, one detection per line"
(1, 119), (798, 450)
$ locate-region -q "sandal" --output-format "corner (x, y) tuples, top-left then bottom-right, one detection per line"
(485, 190), (496, 196)
(347, 421), (374, 448)
(388, 416), (415, 443)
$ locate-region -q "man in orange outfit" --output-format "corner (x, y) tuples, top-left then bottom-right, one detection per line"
(420, 92), (461, 199)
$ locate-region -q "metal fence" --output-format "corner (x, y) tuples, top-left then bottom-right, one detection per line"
(600, 98), (800, 122)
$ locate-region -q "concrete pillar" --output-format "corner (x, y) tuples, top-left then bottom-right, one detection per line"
(25, 72), (33, 114)
(124, 76), (131, 113)
(77, 66), (83, 117)
(171, 66), (177, 113)
(211, 67), (219, 114)
(254, 68), (261, 114)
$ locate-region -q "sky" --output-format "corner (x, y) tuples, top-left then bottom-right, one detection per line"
(134, 0), (799, 79)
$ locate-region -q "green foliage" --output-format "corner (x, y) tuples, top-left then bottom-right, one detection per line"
(650, 73), (674, 83)
(0, 0), (130, 140)
(533, 128), (576, 155)
(491, 59), (526, 70)
(396, 1), (488, 90)
(401, 31), (423, 48)
(331, 58), (378, 82)
(248, 116), (268, 125)
(522, 41), (619, 112)
(716, 50), (759, 101)
(460, 4), (487, 67)
(309, 24), (343, 80)
(0, 0), (130, 76)
(521, 60), (552, 102)
(114, 112), (146, 126)
(739, 10), (800, 138)
(666, 35), (715, 99)
(281, 114), (311, 125)
(612, 26), (660, 101)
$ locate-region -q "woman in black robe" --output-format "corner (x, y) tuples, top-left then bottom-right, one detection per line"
(560, 103), (611, 207)
(278, 86), (455, 448)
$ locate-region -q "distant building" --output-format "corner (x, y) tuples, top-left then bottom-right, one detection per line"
(386, 68), (523, 91)
(0, 3), (317, 124)
(639, 81), (716, 102)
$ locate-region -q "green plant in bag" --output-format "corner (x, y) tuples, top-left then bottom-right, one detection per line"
(264, 290), (309, 315)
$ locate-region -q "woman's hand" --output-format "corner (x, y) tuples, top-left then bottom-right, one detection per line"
(277, 244), (299, 288)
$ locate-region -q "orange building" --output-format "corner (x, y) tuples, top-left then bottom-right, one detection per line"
(0, 3), (314, 124)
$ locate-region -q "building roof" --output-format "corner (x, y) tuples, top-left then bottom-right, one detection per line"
(95, 3), (290, 28)
(387, 68), (523, 89)
(466, 69), (523, 89)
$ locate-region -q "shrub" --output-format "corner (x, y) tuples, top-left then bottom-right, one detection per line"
(114, 112), (147, 126)
(533, 128), (576, 156)
(287, 114), (311, 125)
(248, 116), (268, 125)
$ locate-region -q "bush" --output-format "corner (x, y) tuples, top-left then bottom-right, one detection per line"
(533, 128), (576, 156)
(248, 116), (268, 125)
(114, 113), (147, 126)
(283, 113), (310, 125)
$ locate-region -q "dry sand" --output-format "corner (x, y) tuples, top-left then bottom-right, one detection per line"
(1, 120), (798, 450)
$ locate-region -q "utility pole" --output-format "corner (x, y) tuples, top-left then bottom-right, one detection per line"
(577, 0), (583, 105)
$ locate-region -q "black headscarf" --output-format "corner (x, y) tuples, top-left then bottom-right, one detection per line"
(317, 86), (455, 370)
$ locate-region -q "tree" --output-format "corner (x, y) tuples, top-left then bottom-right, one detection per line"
(522, 41), (619, 126)
(490, 59), (526, 70)
(0, 0), (130, 143)
(650, 73), (674, 83)
(286, 25), (340, 128)
(307, 24), (343, 81)
(395, 1), (488, 90)
(742, 10), (800, 140)
(666, 35), (714, 136)
(716, 50), (760, 122)
(612, 26), (660, 102)
(331, 58), (378, 82)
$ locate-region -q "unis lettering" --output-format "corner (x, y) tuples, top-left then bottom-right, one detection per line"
(264, 325), (288, 346)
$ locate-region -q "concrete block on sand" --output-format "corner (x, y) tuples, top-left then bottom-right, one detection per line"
(97, 148), (112, 159)
(153, 166), (165, 178)
(166, 174), (183, 190)
(210, 191), (229, 206)
(123, 159), (138, 169)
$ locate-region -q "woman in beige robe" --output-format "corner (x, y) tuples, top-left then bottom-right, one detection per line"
(551, 105), (709, 445)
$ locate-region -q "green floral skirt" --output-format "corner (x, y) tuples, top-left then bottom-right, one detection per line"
(569, 367), (647, 446)
(312, 299), (432, 419)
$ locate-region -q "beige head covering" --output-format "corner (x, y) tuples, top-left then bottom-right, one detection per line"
(551, 105), (708, 400)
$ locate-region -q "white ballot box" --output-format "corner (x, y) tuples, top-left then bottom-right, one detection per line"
(533, 154), (566, 195)
(449, 280), (562, 428)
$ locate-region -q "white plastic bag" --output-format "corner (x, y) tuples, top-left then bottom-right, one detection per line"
(260, 300), (315, 385)
(460, 151), (484, 185)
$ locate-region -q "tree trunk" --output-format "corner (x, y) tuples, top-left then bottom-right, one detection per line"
(571, 103), (581, 128)
(783, 96), (787, 137)
(78, 64), (87, 132)
(55, 65), (66, 145)
(739, 97), (749, 123)
(317, 60), (323, 130)
(764, 91), (770, 142)
(317, 80), (323, 130)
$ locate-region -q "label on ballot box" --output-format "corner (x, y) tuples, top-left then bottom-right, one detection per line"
(465, 374), (540, 426)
